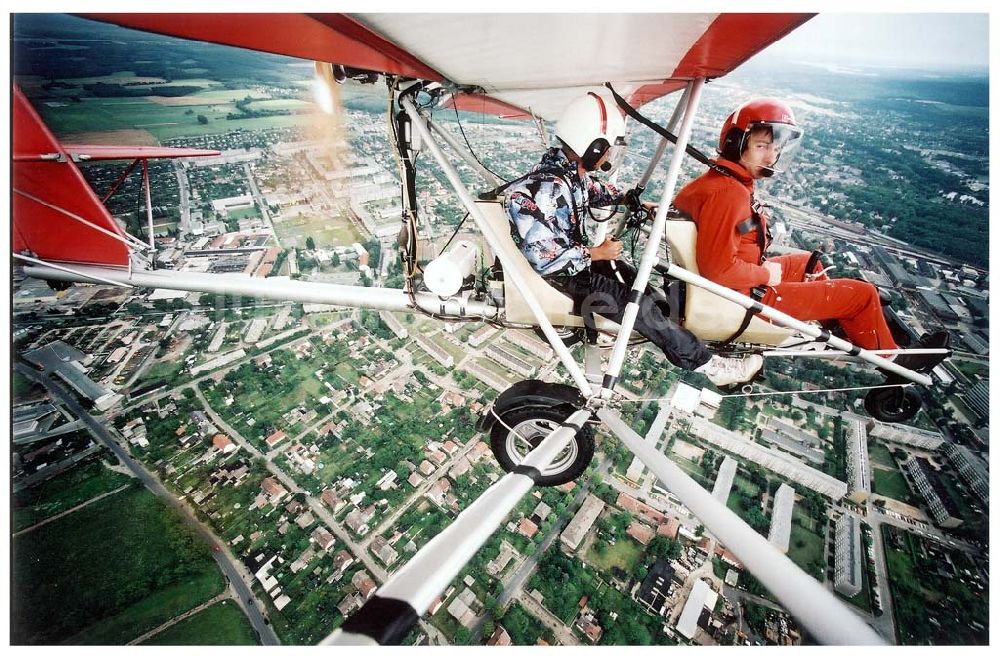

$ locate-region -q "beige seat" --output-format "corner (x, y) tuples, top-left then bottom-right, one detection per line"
(662, 220), (794, 345)
(477, 200), (620, 331)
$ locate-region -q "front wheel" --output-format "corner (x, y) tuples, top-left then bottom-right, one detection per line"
(864, 386), (922, 423)
(489, 405), (594, 486)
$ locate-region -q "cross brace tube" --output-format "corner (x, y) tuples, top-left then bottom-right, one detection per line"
(22, 263), (498, 318)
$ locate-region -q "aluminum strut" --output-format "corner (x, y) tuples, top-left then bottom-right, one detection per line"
(323, 409), (592, 645)
(598, 407), (885, 646)
(22, 263), (498, 319)
(661, 262), (932, 386)
(399, 95), (592, 396)
(601, 78), (706, 397)
(635, 83), (693, 191)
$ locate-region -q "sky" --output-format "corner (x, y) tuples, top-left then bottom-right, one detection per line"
(756, 13), (989, 71)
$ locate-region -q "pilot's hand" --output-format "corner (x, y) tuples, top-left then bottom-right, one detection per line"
(641, 201), (658, 219)
(591, 238), (623, 262)
(763, 260), (782, 287)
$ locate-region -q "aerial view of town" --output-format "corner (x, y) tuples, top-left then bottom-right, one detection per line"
(9, 14), (989, 647)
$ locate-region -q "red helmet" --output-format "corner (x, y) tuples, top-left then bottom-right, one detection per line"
(718, 98), (802, 175)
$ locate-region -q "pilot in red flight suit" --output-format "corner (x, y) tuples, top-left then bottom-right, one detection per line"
(673, 98), (946, 369)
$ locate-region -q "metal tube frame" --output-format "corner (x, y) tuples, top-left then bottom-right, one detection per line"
(662, 262), (932, 386)
(601, 78), (706, 397)
(400, 95), (593, 396)
(142, 158), (155, 249)
(323, 409), (592, 645)
(635, 83), (692, 191)
(597, 407), (885, 645)
(22, 263), (499, 318)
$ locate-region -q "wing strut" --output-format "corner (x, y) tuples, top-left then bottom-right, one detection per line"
(324, 409), (593, 645)
(598, 408), (884, 645)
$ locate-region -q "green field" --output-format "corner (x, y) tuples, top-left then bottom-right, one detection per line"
(586, 537), (644, 575)
(12, 486), (224, 644)
(12, 457), (134, 531)
(141, 601), (258, 645)
(872, 468), (917, 505)
(36, 94), (314, 142)
(787, 523), (826, 581)
(867, 441), (896, 469)
(274, 213), (366, 248)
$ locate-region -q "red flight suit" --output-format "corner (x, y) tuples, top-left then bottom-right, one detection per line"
(672, 158), (897, 350)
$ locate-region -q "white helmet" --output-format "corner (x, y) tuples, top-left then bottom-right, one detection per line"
(556, 92), (627, 172)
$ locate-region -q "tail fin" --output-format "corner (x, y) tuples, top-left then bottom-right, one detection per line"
(13, 85), (132, 267)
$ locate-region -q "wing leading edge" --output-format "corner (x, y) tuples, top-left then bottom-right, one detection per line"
(80, 13), (813, 119)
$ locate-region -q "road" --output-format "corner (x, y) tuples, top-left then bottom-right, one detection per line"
(244, 162), (279, 247)
(16, 362), (280, 645)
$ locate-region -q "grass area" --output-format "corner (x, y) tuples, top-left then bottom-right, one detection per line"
(872, 468), (918, 505)
(274, 213), (365, 248)
(141, 358), (186, 387)
(67, 570), (225, 645)
(12, 458), (134, 531)
(585, 537), (644, 575)
(12, 486), (224, 644)
(141, 600), (258, 645)
(867, 440), (896, 469)
(787, 523), (826, 582)
(247, 98), (311, 111)
(227, 205), (260, 221)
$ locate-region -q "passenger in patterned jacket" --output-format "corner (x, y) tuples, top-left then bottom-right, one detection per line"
(505, 92), (764, 387)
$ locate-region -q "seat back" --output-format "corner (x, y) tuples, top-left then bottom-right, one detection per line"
(477, 201), (620, 331)
(663, 220), (794, 345)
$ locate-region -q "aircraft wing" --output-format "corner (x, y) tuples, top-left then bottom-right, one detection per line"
(82, 13), (812, 119)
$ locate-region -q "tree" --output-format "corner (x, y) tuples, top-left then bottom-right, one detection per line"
(197, 114), (208, 124)
(305, 236), (316, 250)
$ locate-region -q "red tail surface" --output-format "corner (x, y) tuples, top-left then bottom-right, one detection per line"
(13, 86), (134, 266)
(12, 86), (220, 267)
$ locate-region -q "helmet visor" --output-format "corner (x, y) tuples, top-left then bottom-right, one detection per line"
(744, 122), (803, 174)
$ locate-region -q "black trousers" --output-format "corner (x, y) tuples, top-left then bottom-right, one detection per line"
(548, 260), (711, 370)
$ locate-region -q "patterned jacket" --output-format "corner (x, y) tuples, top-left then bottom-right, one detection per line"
(505, 148), (623, 276)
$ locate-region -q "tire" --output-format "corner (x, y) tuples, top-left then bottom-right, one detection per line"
(489, 404), (595, 486)
(864, 387), (922, 423)
(532, 326), (583, 348)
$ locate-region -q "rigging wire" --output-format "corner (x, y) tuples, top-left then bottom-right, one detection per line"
(452, 103), (511, 184)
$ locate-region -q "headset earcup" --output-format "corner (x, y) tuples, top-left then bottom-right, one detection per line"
(581, 138), (609, 171)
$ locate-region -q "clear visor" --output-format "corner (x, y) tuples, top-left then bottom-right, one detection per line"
(743, 122), (803, 173)
(598, 137), (627, 174)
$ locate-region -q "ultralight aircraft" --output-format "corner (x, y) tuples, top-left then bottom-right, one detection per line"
(13, 12), (950, 645)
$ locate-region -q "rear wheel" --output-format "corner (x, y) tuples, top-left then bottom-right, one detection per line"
(864, 386), (922, 423)
(489, 405), (594, 486)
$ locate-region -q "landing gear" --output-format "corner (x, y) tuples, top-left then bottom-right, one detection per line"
(478, 380), (594, 486)
(864, 386), (922, 423)
(532, 326), (583, 347)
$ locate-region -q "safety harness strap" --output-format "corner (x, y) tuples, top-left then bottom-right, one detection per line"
(720, 285), (768, 346)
